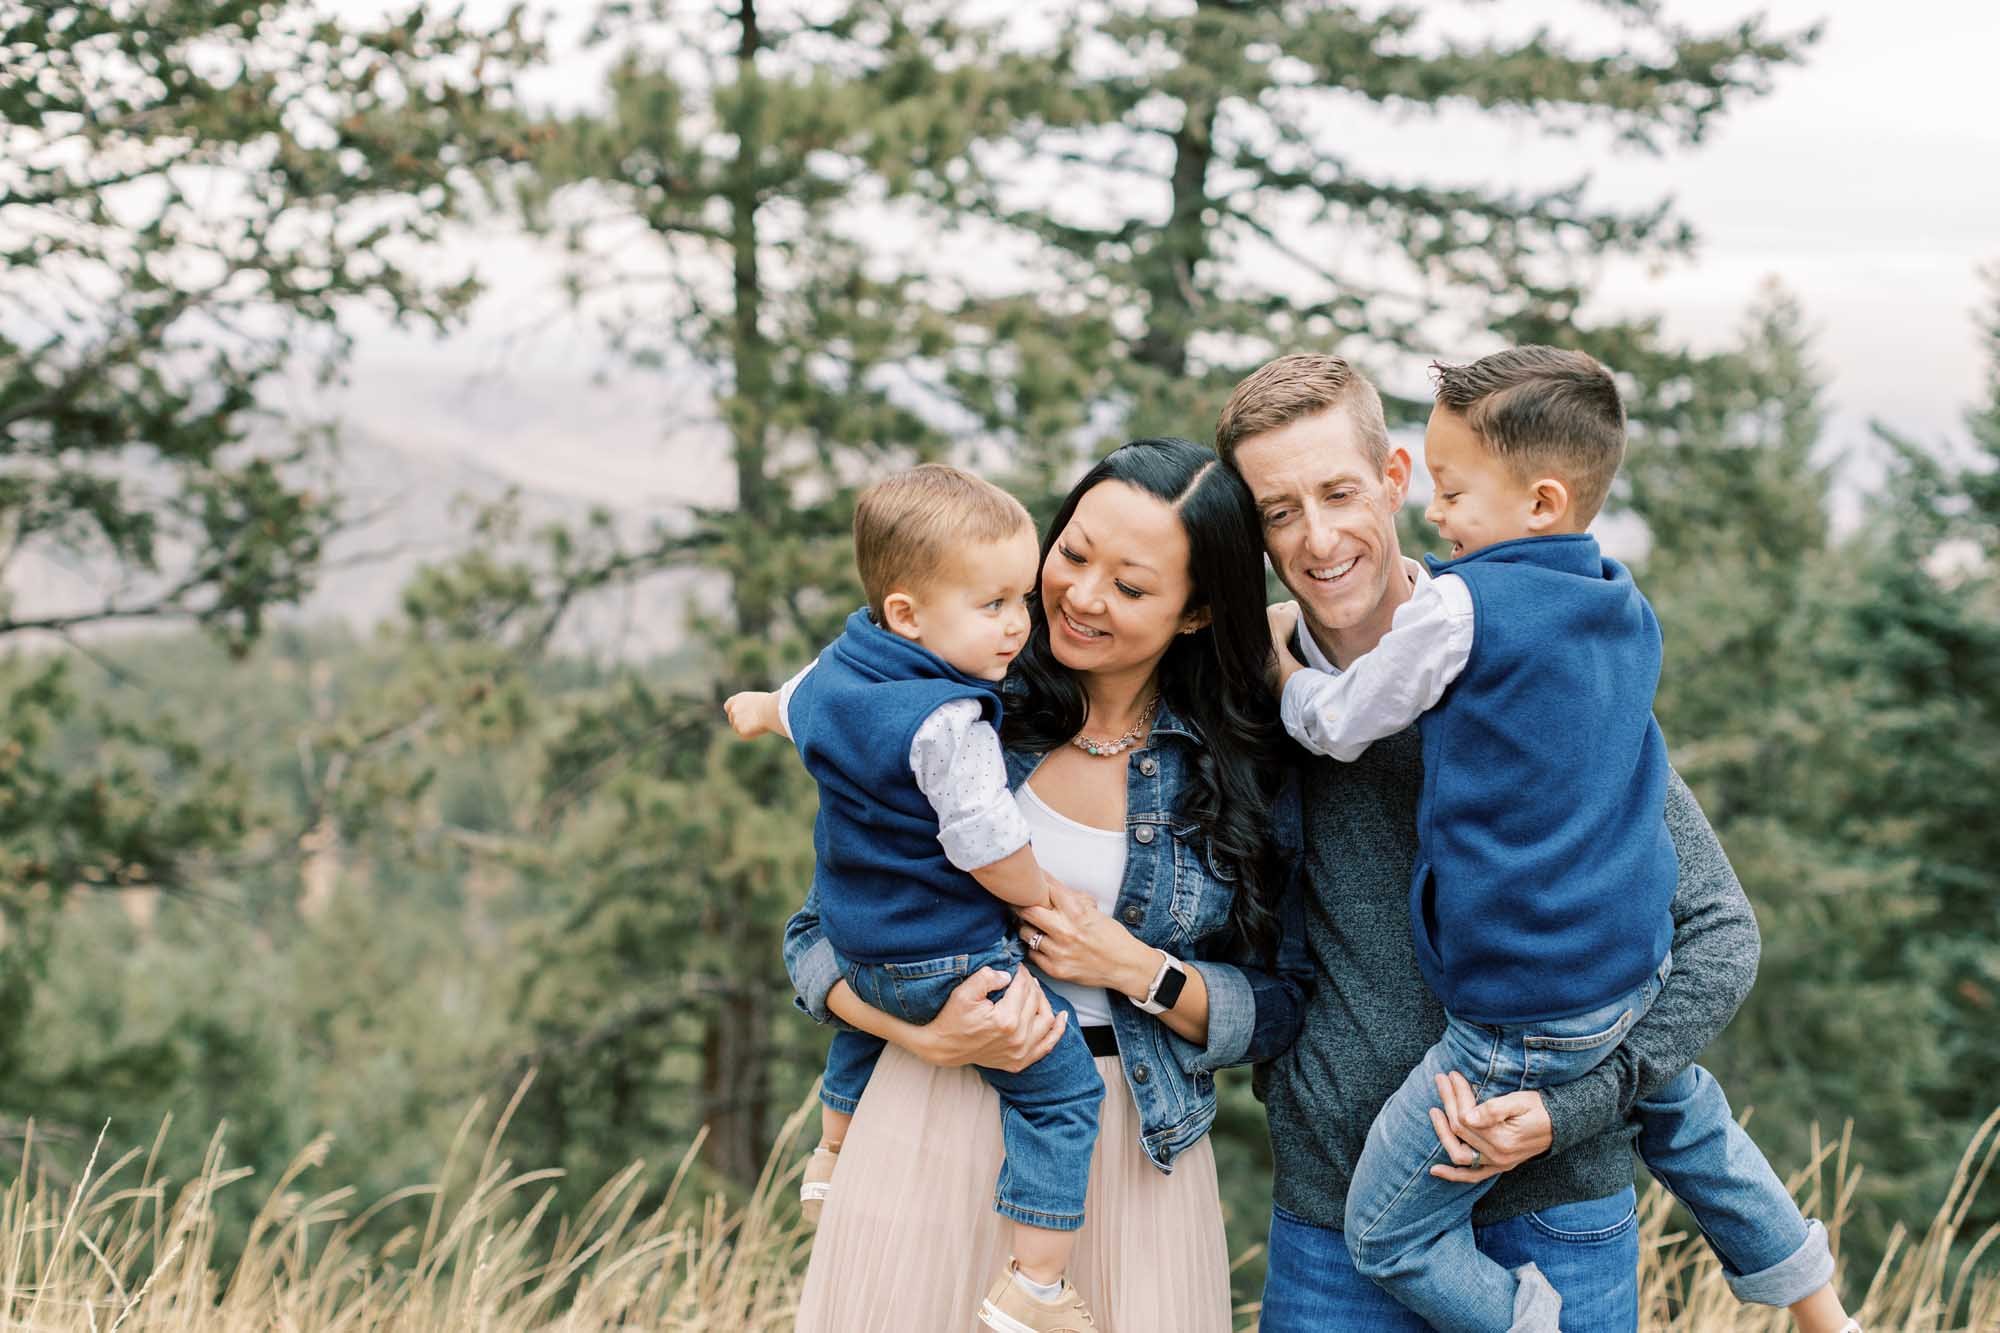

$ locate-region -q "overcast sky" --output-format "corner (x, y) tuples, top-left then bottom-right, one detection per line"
(317, 0), (2000, 512)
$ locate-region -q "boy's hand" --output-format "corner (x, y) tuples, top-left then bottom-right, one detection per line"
(723, 690), (780, 740)
(1267, 600), (1306, 692)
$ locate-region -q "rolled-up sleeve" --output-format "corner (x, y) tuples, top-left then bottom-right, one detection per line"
(1172, 782), (1313, 1075)
(1184, 960), (1259, 1071)
(910, 702), (1031, 871)
(782, 886), (845, 1025)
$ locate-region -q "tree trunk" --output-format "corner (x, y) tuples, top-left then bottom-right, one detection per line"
(1132, 72), (1216, 376)
(701, 0), (775, 1189)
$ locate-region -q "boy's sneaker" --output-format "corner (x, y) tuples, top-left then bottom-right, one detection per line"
(977, 1262), (1096, 1332)
(798, 1146), (837, 1225)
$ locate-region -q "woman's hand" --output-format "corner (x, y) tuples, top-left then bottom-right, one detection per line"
(1426, 1071), (1554, 1183)
(1018, 886), (1157, 998)
(910, 965), (1066, 1072)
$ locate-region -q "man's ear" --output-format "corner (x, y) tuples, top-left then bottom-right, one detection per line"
(1382, 446), (1413, 508)
(1525, 477), (1572, 532)
(881, 591), (923, 640)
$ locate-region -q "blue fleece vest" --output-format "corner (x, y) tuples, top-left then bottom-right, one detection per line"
(789, 609), (1008, 965)
(1412, 534), (1677, 1025)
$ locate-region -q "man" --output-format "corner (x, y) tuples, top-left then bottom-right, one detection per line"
(1215, 354), (1763, 1330)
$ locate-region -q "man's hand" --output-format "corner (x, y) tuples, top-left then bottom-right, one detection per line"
(1427, 1071), (1555, 1183)
(1266, 600), (1306, 693)
(723, 690), (781, 740)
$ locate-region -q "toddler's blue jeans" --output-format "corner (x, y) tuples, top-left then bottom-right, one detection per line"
(821, 938), (1102, 1231)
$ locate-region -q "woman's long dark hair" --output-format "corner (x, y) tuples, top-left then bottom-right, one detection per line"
(1004, 438), (1286, 964)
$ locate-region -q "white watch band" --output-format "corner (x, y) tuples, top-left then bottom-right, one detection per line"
(1131, 952), (1187, 1015)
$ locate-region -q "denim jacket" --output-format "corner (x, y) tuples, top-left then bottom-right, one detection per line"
(782, 698), (1312, 1172)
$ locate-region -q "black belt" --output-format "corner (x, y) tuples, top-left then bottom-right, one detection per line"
(1081, 1024), (1119, 1058)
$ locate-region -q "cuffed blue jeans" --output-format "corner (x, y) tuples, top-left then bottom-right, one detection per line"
(1261, 1190), (1642, 1332)
(1635, 1063), (1834, 1305)
(824, 939), (1103, 1231)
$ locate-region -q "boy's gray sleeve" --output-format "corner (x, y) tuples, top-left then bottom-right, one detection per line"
(1538, 771), (1762, 1155)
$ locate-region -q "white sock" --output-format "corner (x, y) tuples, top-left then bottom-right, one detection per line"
(1012, 1269), (1064, 1302)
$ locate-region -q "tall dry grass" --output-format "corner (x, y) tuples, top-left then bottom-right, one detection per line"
(2, 1082), (1994, 1331)
(1630, 1108), (2000, 1333)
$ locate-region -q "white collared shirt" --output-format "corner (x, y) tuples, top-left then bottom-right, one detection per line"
(778, 660), (1031, 871)
(1280, 558), (1477, 761)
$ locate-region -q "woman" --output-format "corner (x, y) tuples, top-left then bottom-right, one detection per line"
(783, 439), (1309, 1331)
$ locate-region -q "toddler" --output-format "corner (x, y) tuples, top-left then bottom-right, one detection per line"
(726, 463), (1102, 1333)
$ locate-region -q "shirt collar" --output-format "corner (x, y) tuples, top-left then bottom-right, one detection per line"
(1293, 556), (1430, 675)
(1149, 696), (1201, 744)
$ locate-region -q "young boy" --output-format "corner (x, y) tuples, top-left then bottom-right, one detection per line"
(1267, 348), (1857, 1333)
(725, 464), (1102, 1333)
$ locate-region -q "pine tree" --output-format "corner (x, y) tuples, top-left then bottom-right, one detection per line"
(1789, 273), (2000, 1250)
(927, 0), (1815, 474)
(1636, 277), (2000, 1270)
(0, 2), (531, 1036)
(344, 0), (1055, 1191)
(0, 0), (542, 1152)
(1629, 283), (1831, 736)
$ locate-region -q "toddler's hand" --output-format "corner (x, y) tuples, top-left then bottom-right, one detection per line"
(723, 690), (776, 739)
(1267, 600), (1300, 651)
(1267, 601), (1304, 682)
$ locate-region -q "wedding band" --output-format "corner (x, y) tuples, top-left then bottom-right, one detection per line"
(1469, 1150), (1484, 1169)
(1028, 931), (1044, 951)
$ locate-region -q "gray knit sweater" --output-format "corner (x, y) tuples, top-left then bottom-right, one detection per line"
(1262, 725), (1761, 1227)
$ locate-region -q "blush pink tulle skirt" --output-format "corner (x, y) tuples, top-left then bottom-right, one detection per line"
(795, 1043), (1234, 1332)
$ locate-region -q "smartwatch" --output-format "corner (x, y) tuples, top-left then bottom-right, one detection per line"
(1132, 951), (1188, 1015)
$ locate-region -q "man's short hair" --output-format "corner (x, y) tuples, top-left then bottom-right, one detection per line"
(1430, 346), (1627, 523)
(853, 464), (1033, 620)
(1214, 353), (1393, 473)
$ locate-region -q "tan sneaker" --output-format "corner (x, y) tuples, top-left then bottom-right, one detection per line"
(798, 1146), (837, 1225)
(978, 1262), (1096, 1332)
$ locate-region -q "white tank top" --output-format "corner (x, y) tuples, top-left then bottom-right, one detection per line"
(1018, 782), (1129, 1028)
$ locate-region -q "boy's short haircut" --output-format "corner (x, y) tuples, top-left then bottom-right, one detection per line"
(853, 464), (1034, 620)
(1215, 353), (1392, 473)
(1431, 347), (1627, 523)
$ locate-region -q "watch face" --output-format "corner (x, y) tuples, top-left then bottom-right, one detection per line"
(1154, 961), (1188, 1012)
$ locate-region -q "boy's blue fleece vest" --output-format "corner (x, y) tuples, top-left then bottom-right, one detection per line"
(1414, 534), (1677, 1025)
(789, 609), (1008, 965)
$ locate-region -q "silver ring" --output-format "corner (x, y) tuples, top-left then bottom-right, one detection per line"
(1027, 931), (1044, 952)
(1469, 1150), (1484, 1170)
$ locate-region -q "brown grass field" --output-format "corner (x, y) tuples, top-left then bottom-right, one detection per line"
(2, 1083), (1994, 1331)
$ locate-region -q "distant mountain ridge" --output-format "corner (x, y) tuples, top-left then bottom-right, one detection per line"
(3, 429), (706, 660)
